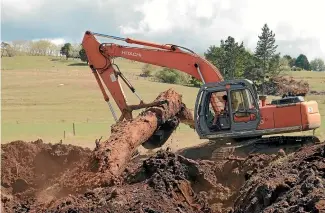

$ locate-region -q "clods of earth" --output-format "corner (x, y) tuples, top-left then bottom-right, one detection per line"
(1, 139), (325, 213)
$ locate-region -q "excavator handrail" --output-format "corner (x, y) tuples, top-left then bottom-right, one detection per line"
(91, 32), (126, 41)
(91, 31), (178, 51)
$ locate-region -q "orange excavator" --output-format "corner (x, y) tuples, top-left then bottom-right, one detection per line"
(81, 31), (322, 157)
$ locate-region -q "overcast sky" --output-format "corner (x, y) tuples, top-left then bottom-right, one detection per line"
(2, 0), (325, 60)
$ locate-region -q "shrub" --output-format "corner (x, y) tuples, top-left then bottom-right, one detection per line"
(155, 68), (189, 84)
(141, 64), (154, 77)
(189, 77), (203, 87)
(291, 66), (302, 71)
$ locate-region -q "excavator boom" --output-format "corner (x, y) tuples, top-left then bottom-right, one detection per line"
(82, 31), (224, 121)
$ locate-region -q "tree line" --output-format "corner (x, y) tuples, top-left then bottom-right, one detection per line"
(2, 24), (324, 76)
(149, 23), (324, 89)
(204, 23), (325, 84)
(1, 40), (88, 63)
(1, 40), (63, 57)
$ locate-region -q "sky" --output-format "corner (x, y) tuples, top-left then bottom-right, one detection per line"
(1, 0), (325, 60)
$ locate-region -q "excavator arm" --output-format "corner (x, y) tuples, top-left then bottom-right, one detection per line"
(82, 31), (224, 121)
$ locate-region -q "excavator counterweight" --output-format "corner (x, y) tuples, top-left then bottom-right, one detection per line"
(82, 31), (322, 157)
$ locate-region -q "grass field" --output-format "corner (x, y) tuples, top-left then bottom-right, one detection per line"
(1, 56), (325, 150)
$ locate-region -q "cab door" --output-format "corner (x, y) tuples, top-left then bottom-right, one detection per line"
(228, 86), (261, 132)
(194, 87), (210, 138)
(194, 82), (230, 138)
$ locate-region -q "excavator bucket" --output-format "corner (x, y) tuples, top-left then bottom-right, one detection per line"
(142, 116), (180, 149)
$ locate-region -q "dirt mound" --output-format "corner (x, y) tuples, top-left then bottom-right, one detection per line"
(2, 139), (324, 213)
(1, 140), (280, 213)
(233, 143), (325, 213)
(309, 90), (325, 95)
(1, 140), (92, 211)
(257, 76), (309, 96)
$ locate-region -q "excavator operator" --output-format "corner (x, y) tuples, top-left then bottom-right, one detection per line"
(212, 94), (230, 128)
(222, 95), (228, 111)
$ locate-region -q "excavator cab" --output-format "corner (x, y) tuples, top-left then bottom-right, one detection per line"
(194, 79), (262, 140)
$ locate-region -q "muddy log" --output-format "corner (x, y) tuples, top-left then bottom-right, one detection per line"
(178, 105), (195, 129)
(92, 88), (194, 177)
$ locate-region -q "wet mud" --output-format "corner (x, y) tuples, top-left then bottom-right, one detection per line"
(3, 139), (323, 212)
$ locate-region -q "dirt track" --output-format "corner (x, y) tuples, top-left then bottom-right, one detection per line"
(2, 139), (324, 213)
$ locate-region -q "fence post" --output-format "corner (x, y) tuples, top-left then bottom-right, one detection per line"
(73, 123), (75, 136)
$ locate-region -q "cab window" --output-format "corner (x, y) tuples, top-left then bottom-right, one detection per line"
(230, 89), (257, 121)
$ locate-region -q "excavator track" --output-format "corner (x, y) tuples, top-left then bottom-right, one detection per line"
(211, 135), (321, 160)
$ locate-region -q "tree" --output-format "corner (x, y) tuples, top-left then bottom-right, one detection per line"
(254, 23), (279, 77)
(221, 36), (247, 79)
(277, 57), (291, 73)
(289, 57), (296, 67)
(60, 43), (72, 59)
(294, 54), (310, 70)
(38, 40), (52, 55)
(310, 58), (325, 71)
(254, 23), (280, 94)
(205, 36), (250, 80)
(244, 67), (264, 82)
(204, 45), (226, 72)
(11, 40), (30, 55)
(268, 53), (281, 76)
(283, 55), (296, 68)
(79, 46), (88, 64)
(1, 42), (15, 57)
(69, 44), (81, 59)
(48, 43), (60, 56)
(283, 55), (292, 61)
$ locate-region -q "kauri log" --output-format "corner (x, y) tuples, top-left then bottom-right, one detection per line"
(93, 88), (194, 177)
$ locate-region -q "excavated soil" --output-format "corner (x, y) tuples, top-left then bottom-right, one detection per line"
(310, 90), (325, 96)
(257, 76), (309, 96)
(233, 143), (325, 213)
(1, 140), (92, 212)
(1, 139), (325, 213)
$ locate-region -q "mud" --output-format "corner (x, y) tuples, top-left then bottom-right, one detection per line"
(233, 143), (325, 213)
(0, 139), (281, 213)
(2, 140), (324, 213)
(1, 139), (92, 212)
(177, 103), (195, 129)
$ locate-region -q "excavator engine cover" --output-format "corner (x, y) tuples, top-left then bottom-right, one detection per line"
(142, 117), (180, 149)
